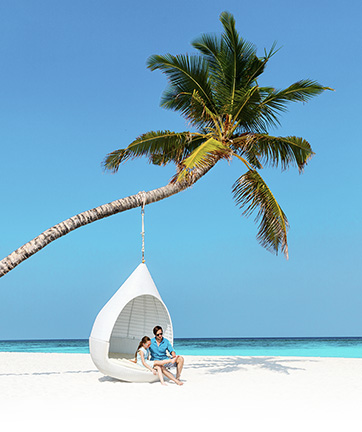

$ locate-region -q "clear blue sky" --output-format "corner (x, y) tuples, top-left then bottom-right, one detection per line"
(1, 0), (361, 339)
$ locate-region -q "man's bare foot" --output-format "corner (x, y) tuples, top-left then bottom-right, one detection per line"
(161, 382), (168, 386)
(176, 380), (183, 386)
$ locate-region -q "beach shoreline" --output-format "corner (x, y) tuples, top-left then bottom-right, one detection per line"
(1, 352), (361, 429)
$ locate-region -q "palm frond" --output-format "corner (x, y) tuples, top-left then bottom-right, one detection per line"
(191, 33), (231, 111)
(103, 130), (205, 172)
(231, 135), (263, 169)
(147, 53), (216, 124)
(228, 86), (262, 130)
(196, 33), (268, 90)
(229, 82), (332, 133)
(219, 12), (258, 106)
(232, 170), (289, 258)
(176, 137), (229, 182)
(232, 134), (314, 172)
(192, 32), (224, 78)
(103, 148), (132, 172)
(189, 90), (223, 135)
(260, 80), (333, 112)
(229, 86), (284, 133)
(253, 134), (314, 172)
(245, 41), (280, 84)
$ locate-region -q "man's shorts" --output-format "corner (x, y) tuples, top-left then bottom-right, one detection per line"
(163, 361), (177, 369)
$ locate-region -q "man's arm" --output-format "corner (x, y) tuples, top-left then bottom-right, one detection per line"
(167, 340), (176, 358)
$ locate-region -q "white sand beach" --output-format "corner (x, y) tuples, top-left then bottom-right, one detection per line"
(1, 353), (361, 430)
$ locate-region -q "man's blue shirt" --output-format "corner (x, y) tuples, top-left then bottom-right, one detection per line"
(149, 337), (174, 360)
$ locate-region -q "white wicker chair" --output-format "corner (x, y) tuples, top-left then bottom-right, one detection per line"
(89, 263), (173, 383)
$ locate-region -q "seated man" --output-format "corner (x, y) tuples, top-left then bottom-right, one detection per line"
(149, 325), (184, 384)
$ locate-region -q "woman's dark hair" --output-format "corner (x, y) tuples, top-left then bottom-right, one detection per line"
(135, 336), (151, 360)
(153, 325), (163, 335)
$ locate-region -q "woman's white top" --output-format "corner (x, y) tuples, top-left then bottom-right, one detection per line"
(137, 346), (154, 368)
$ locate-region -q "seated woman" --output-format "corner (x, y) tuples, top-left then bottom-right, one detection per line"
(134, 336), (177, 386)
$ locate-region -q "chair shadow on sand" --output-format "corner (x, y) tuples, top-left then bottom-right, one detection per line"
(98, 356), (319, 383)
(184, 356), (318, 375)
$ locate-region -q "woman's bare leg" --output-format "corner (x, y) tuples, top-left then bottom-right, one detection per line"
(153, 357), (177, 367)
(161, 366), (183, 386)
(154, 366), (167, 386)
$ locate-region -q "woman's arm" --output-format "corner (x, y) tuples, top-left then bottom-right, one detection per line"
(139, 350), (153, 372)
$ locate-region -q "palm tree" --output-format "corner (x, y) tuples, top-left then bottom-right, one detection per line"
(0, 12), (331, 278)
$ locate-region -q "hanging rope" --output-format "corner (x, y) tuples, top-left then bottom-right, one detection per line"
(140, 192), (146, 263)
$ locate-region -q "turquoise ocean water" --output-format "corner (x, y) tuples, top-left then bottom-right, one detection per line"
(0, 338), (362, 358)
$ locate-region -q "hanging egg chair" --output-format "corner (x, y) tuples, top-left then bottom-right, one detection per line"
(89, 196), (173, 383)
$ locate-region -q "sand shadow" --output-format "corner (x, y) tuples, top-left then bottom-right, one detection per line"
(184, 356), (318, 375)
(98, 376), (129, 384)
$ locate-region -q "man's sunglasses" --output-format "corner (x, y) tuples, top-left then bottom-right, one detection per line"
(156, 332), (163, 336)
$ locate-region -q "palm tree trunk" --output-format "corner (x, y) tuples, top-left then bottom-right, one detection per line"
(0, 165), (214, 278)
